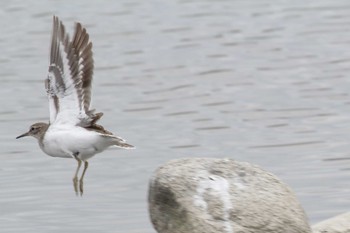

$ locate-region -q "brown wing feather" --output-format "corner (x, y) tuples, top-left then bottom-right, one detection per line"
(71, 22), (94, 113)
(85, 124), (113, 135)
(48, 16), (102, 127)
(50, 16), (82, 110)
(47, 16), (72, 122)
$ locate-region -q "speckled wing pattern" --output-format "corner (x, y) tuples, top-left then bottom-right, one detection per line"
(46, 16), (99, 127)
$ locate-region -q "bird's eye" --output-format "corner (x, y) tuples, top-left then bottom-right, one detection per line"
(30, 127), (35, 131)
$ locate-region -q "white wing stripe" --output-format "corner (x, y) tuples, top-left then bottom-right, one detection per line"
(46, 16), (96, 127)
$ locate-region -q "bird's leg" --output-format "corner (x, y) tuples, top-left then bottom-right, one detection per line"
(73, 153), (82, 196)
(79, 161), (89, 196)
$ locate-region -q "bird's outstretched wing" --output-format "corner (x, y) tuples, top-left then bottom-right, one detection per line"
(46, 16), (99, 127)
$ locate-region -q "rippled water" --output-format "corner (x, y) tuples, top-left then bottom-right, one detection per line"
(1, 0), (350, 232)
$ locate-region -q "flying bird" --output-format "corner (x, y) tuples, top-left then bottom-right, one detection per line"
(16, 16), (134, 195)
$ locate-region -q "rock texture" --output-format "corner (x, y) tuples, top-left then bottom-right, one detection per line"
(313, 212), (350, 233)
(148, 158), (311, 233)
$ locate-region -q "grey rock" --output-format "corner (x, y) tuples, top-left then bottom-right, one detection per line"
(148, 158), (311, 233)
(313, 212), (350, 233)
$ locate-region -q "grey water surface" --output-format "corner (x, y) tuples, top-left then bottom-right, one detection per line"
(1, 0), (350, 232)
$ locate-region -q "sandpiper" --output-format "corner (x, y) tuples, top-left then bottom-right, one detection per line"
(16, 16), (134, 195)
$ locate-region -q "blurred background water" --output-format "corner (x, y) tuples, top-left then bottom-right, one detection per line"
(1, 0), (350, 232)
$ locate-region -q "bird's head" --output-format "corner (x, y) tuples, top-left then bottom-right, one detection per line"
(16, 122), (49, 140)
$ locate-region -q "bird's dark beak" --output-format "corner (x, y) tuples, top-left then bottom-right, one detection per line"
(16, 131), (29, 139)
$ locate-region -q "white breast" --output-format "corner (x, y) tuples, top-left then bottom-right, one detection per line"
(40, 125), (113, 160)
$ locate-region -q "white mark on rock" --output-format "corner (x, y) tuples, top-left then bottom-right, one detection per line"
(233, 177), (246, 190)
(193, 174), (233, 233)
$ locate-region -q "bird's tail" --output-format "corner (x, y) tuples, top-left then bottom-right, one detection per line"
(102, 134), (135, 149)
(114, 141), (135, 149)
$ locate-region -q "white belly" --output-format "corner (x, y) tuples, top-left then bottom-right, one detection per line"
(40, 125), (113, 160)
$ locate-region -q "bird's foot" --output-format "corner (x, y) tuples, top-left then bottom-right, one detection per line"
(73, 177), (79, 196)
(79, 179), (84, 196)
